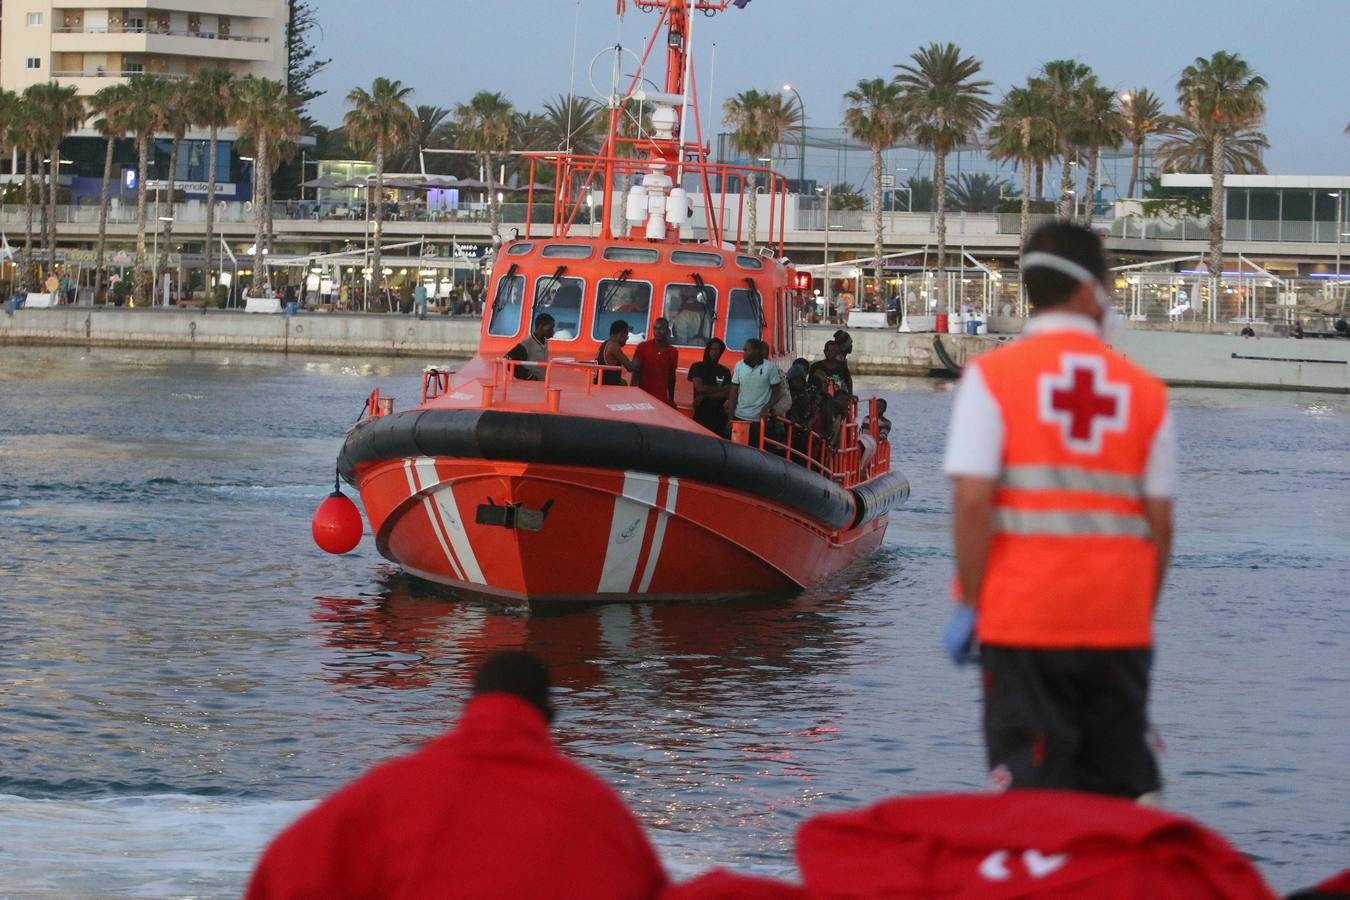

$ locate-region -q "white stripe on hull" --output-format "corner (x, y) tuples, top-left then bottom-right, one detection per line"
(597, 472), (660, 593)
(637, 477), (678, 593)
(406, 459), (464, 581)
(415, 458), (485, 584)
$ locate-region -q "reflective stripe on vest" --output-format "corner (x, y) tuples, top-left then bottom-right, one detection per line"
(993, 508), (1150, 538)
(999, 464), (1143, 499)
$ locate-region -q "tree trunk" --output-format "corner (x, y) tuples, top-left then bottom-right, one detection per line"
(95, 135), (115, 300)
(1127, 139), (1142, 199)
(264, 153), (275, 254)
(204, 127), (218, 299)
(163, 131), (181, 253)
(47, 144), (60, 280)
(133, 135), (150, 305)
(1035, 161), (1044, 201)
(935, 150), (949, 314)
(252, 135), (269, 295)
(484, 151), (500, 243)
(371, 140), (385, 306)
(746, 170), (758, 253)
(1019, 118), (1032, 252)
(22, 151), (34, 289)
(871, 147), (883, 293)
(1084, 147), (1100, 223)
(1208, 134), (1225, 278)
(1058, 153), (1074, 220)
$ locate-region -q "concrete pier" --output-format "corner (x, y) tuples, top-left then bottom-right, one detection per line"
(3, 307), (1347, 393)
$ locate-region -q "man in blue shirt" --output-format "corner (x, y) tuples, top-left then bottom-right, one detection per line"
(725, 339), (781, 447)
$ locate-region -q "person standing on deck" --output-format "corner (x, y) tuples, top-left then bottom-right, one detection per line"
(725, 338), (782, 447)
(632, 317), (678, 405)
(942, 222), (1176, 801)
(505, 313), (555, 381)
(246, 652), (667, 899)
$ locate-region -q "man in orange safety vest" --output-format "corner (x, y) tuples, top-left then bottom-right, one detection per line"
(943, 222), (1176, 800)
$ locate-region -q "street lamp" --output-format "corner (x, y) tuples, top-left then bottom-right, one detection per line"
(817, 183), (832, 312)
(782, 84), (806, 193)
(153, 214), (174, 306)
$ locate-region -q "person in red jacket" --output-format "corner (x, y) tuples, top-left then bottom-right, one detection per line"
(246, 652), (667, 899)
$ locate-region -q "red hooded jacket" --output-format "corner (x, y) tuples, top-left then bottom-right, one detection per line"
(247, 693), (667, 899)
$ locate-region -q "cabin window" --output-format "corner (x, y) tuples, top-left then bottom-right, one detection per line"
(593, 279), (652, 341)
(603, 246), (659, 264)
(669, 250), (723, 268)
(505, 242), (534, 256)
(735, 254), (764, 270)
(661, 283), (717, 347)
(532, 275), (585, 341)
(541, 244), (593, 259)
(725, 287), (763, 349)
(487, 274), (526, 337)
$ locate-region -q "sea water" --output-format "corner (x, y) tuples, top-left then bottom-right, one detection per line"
(0, 346), (1346, 897)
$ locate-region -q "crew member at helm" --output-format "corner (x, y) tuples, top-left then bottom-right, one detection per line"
(942, 222), (1177, 800)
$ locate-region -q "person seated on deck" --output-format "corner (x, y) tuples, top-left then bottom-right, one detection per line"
(687, 337), (732, 437)
(246, 652), (667, 900)
(669, 291), (709, 345)
(596, 319), (637, 386)
(504, 313), (555, 381)
(861, 397), (892, 441)
(725, 338), (781, 447)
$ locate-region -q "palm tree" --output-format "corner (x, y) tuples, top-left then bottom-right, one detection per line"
(894, 42), (993, 313)
(21, 83), (81, 281)
(1153, 118), (1269, 175)
(904, 175), (934, 212)
(844, 78), (907, 285)
(389, 103), (449, 172)
(344, 77), (417, 303)
(723, 89), (800, 252)
(1033, 59), (1094, 220)
(946, 173), (1010, 213)
(88, 84), (130, 301)
(1175, 51), (1268, 277)
(987, 84), (1053, 249)
(190, 67), (235, 297)
(5, 95), (41, 288)
(540, 94), (603, 155)
(121, 75), (169, 304)
(156, 80), (194, 258)
(455, 91), (515, 243)
(234, 77), (302, 296)
(1120, 88), (1166, 198)
(1078, 80), (1123, 220)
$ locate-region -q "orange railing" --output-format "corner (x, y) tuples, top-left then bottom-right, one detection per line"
(740, 396), (891, 488)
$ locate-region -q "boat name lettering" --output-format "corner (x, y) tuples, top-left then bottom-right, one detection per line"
(450, 391), (473, 400)
(606, 402), (656, 412)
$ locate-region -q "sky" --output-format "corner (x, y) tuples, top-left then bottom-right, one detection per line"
(306, 0), (1350, 176)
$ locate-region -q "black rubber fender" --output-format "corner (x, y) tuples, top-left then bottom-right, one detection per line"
(850, 470), (911, 528)
(339, 409), (863, 531)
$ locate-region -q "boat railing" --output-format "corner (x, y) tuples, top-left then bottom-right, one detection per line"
(754, 396), (891, 488)
(481, 358), (629, 409)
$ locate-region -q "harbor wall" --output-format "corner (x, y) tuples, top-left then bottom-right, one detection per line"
(4, 308), (1347, 392)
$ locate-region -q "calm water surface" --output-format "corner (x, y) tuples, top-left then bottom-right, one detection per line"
(0, 346), (1346, 897)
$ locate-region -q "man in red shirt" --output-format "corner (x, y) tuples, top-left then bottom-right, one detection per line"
(632, 316), (678, 405)
(246, 652), (667, 899)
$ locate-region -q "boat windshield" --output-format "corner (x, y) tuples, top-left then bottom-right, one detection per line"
(533, 275), (585, 341)
(725, 287), (762, 349)
(662, 282), (716, 347)
(593, 279), (652, 341)
(487, 273), (526, 337)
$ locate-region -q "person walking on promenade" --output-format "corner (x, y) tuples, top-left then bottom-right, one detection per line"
(247, 651), (667, 899)
(942, 222), (1176, 800)
(413, 279), (429, 319)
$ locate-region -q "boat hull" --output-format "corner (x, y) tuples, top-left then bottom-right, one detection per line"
(355, 456), (887, 603)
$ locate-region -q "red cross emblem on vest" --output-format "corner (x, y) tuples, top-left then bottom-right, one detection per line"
(1038, 353), (1130, 454)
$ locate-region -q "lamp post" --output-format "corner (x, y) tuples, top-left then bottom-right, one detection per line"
(817, 183), (832, 312)
(782, 84), (806, 192)
(152, 214), (173, 306)
(1330, 191), (1343, 298)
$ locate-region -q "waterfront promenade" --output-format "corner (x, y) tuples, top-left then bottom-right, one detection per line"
(4, 306), (1347, 392)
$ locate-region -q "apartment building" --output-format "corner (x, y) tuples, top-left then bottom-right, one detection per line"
(0, 2), (290, 205)
(0, 1), (287, 93)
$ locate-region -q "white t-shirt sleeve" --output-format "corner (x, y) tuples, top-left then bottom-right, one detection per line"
(1142, 409), (1178, 498)
(769, 365), (782, 385)
(943, 363), (1004, 478)
(731, 363), (742, 385)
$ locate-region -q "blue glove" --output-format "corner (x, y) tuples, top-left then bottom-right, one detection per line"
(942, 605), (978, 666)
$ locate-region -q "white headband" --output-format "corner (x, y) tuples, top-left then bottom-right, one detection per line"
(1021, 251), (1102, 286)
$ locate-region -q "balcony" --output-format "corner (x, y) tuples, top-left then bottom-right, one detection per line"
(52, 27), (272, 63)
(51, 0), (276, 18)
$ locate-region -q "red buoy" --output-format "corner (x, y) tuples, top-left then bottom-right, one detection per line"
(312, 490), (363, 554)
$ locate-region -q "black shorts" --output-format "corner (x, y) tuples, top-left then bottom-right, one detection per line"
(981, 645), (1160, 799)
